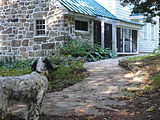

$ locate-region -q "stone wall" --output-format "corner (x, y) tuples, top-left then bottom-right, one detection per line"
(0, 0), (93, 58)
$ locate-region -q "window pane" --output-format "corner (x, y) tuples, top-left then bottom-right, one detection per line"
(37, 31), (39, 35)
(36, 25), (40, 29)
(132, 30), (137, 52)
(42, 30), (45, 35)
(40, 25), (42, 29)
(75, 20), (88, 31)
(36, 20), (40, 24)
(117, 28), (123, 52)
(42, 20), (45, 24)
(43, 25), (45, 29)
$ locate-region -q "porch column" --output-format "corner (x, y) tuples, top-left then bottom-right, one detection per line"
(112, 24), (116, 52)
(101, 21), (104, 48)
(137, 30), (140, 53)
(91, 20), (94, 45)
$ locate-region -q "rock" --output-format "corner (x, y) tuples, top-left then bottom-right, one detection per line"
(42, 43), (55, 49)
(22, 40), (29, 46)
(11, 40), (21, 46)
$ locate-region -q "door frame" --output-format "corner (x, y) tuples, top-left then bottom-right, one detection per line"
(116, 27), (139, 54)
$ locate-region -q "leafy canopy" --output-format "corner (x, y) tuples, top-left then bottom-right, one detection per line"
(120, 0), (160, 22)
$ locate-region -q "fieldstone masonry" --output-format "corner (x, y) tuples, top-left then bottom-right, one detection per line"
(0, 0), (93, 58)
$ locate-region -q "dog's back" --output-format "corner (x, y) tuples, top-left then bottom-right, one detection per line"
(0, 72), (48, 103)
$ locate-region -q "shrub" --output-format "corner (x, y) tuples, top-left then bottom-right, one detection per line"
(59, 40), (117, 62)
(0, 56), (32, 77)
(87, 45), (117, 62)
(48, 55), (86, 92)
(0, 55), (86, 92)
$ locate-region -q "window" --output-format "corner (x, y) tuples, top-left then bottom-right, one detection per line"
(75, 20), (88, 31)
(36, 19), (45, 36)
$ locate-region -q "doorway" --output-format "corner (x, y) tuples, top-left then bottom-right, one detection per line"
(94, 21), (101, 46)
(104, 23), (112, 49)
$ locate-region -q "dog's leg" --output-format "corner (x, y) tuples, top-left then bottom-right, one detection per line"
(27, 90), (46, 120)
(0, 89), (9, 119)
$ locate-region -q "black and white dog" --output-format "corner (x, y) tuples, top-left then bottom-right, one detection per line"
(0, 57), (53, 120)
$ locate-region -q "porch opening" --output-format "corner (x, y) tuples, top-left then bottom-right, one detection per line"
(117, 27), (138, 54)
(104, 23), (112, 50)
(94, 21), (101, 46)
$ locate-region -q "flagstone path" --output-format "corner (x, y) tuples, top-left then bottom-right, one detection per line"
(41, 57), (140, 117)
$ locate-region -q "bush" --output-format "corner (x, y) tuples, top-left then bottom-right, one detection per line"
(0, 56), (32, 77)
(59, 40), (117, 62)
(0, 55), (86, 92)
(48, 55), (86, 92)
(87, 45), (117, 62)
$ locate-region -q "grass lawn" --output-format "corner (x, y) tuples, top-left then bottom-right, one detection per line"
(126, 52), (160, 61)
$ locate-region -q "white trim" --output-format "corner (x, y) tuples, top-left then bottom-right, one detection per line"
(130, 15), (144, 19)
(112, 24), (116, 52)
(116, 24), (141, 30)
(33, 36), (47, 38)
(91, 20), (94, 45)
(101, 21), (104, 48)
(117, 52), (138, 54)
(75, 30), (89, 33)
(130, 30), (132, 53)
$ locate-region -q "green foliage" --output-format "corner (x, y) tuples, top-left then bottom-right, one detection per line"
(126, 53), (160, 61)
(0, 55), (86, 92)
(0, 40), (116, 92)
(120, 0), (160, 23)
(151, 74), (160, 88)
(87, 45), (117, 62)
(59, 40), (117, 62)
(48, 55), (86, 92)
(0, 56), (32, 77)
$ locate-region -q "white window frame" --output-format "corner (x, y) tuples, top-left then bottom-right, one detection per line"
(34, 19), (46, 37)
(116, 26), (138, 54)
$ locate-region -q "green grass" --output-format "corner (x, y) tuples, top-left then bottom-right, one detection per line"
(126, 52), (160, 61)
(151, 74), (160, 88)
(0, 59), (33, 77)
(0, 66), (31, 77)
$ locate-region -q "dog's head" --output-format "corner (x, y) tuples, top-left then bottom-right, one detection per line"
(31, 57), (53, 75)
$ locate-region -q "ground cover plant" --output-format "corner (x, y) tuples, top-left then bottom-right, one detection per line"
(59, 40), (117, 62)
(0, 56), (32, 77)
(119, 52), (160, 119)
(0, 55), (87, 92)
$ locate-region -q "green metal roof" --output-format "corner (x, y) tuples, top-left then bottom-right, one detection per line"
(58, 0), (143, 26)
(58, 0), (117, 19)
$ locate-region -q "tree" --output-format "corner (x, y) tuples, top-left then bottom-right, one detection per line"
(120, 0), (160, 22)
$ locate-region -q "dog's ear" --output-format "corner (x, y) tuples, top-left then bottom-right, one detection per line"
(31, 59), (38, 71)
(43, 57), (53, 70)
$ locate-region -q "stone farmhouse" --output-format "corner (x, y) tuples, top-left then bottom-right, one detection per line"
(0, 0), (159, 58)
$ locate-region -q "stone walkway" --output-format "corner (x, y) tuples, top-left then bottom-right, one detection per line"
(41, 57), (138, 116)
